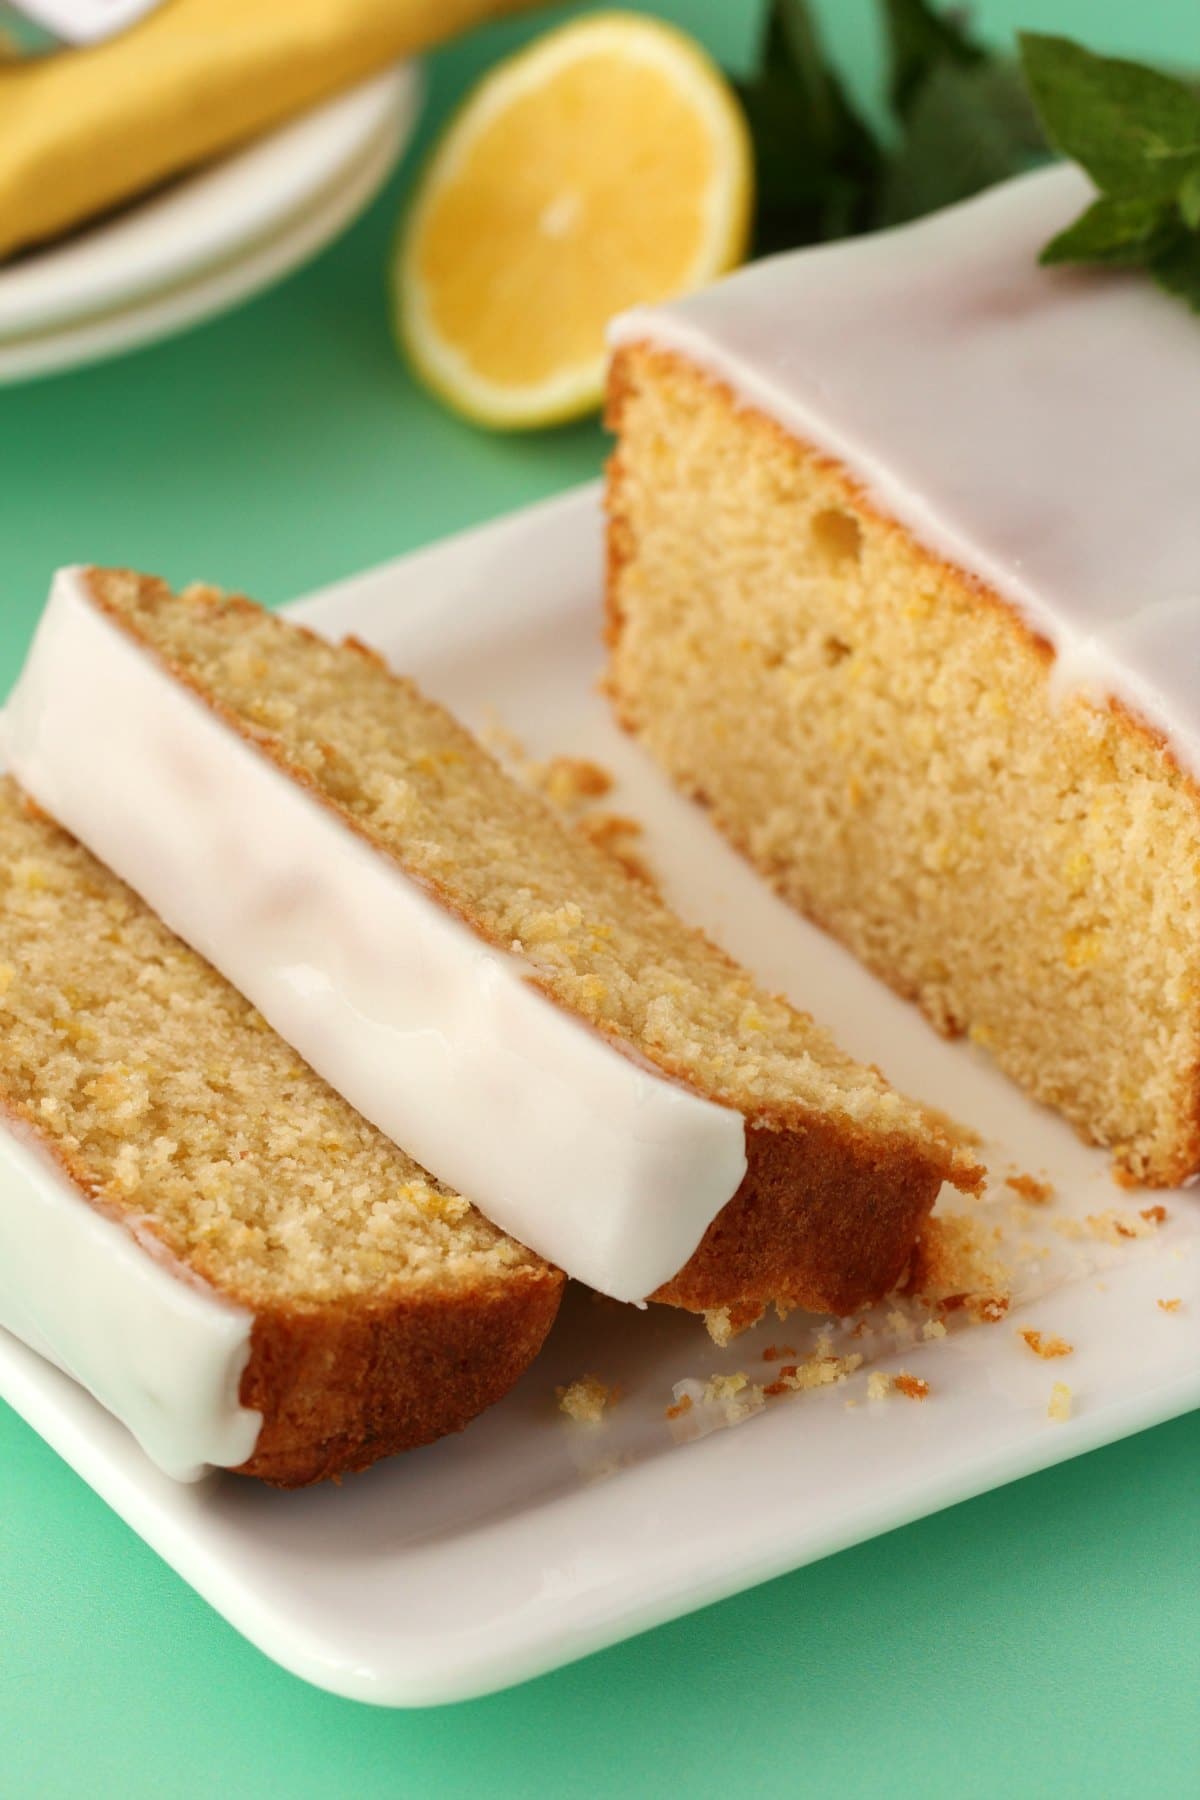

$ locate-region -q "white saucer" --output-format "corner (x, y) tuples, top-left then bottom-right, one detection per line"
(1, 485), (1196, 1706)
(0, 64), (421, 383)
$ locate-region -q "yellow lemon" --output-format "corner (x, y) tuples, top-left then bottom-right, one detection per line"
(395, 11), (752, 429)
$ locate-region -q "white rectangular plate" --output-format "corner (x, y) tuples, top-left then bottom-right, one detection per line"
(2, 483), (1197, 1706)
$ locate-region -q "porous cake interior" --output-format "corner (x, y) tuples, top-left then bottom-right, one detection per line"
(606, 345), (1200, 1185)
(88, 570), (964, 1174)
(0, 779), (538, 1307)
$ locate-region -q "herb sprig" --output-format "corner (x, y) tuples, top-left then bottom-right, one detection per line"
(737, 0), (1044, 255)
(739, 3), (1200, 312)
(1020, 33), (1200, 310)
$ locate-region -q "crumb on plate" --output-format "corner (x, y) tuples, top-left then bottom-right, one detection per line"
(762, 1349), (863, 1398)
(556, 1374), (618, 1424)
(537, 755), (613, 808)
(577, 811), (657, 887)
(892, 1372), (930, 1400)
(1004, 1172), (1055, 1204)
(1018, 1327), (1073, 1360)
(1072, 1206), (1167, 1245)
(1047, 1381), (1073, 1423)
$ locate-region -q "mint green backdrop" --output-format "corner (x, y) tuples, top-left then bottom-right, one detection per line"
(1, 4), (1197, 1792)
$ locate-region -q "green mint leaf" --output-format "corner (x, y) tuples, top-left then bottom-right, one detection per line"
(883, 0), (984, 119)
(1039, 192), (1178, 267)
(1179, 164), (1200, 230)
(1019, 33), (1200, 201)
(768, 0), (840, 141)
(737, 0), (881, 254)
(1150, 229), (1200, 310)
(880, 60), (1045, 227)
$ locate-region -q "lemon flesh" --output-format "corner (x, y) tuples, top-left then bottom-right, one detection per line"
(397, 12), (753, 428)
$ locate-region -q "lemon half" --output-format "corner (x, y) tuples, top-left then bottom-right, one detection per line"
(395, 12), (752, 429)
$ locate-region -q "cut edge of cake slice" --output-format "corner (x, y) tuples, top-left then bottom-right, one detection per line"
(4, 568), (982, 1320)
(0, 778), (563, 1487)
(603, 317), (1200, 1189)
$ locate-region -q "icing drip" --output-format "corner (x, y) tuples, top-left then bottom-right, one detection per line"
(0, 1116), (259, 1481)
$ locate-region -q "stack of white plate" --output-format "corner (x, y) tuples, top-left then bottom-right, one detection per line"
(0, 63), (421, 384)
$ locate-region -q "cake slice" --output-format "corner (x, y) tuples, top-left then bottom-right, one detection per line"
(4, 568), (980, 1318)
(607, 164), (1200, 1187)
(0, 778), (562, 1487)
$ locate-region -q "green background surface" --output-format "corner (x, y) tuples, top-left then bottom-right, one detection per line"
(1, 2), (1198, 1793)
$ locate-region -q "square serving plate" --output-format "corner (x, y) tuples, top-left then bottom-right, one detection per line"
(2, 483), (1197, 1706)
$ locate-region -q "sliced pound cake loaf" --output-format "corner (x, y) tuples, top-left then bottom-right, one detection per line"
(607, 165), (1200, 1187)
(0, 779), (561, 1486)
(5, 570), (981, 1320)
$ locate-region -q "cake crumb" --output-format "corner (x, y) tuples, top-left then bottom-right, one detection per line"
(761, 1343), (797, 1362)
(866, 1368), (930, 1401)
(762, 1349), (863, 1397)
(1047, 1382), (1073, 1423)
(577, 811), (657, 888)
(892, 1372), (930, 1401)
(1083, 1207), (1164, 1244)
(479, 731), (616, 820)
(703, 1301), (763, 1346)
(704, 1371), (745, 1401)
(1157, 1297), (1182, 1314)
(1005, 1172), (1055, 1204)
(664, 1392), (693, 1420)
(921, 1318), (947, 1341)
(1018, 1327), (1073, 1360)
(556, 1374), (617, 1424)
(537, 756), (613, 809)
(702, 1371), (766, 1424)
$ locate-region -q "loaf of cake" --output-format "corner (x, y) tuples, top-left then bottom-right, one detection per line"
(607, 164), (1200, 1187)
(4, 568), (980, 1319)
(0, 778), (562, 1486)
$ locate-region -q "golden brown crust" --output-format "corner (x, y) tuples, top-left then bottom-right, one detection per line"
(2, 1092), (565, 1488)
(238, 1265), (564, 1488)
(653, 1111), (945, 1317)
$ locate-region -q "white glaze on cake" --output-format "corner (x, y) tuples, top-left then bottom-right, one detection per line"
(2, 569), (748, 1304)
(611, 164), (1200, 773)
(0, 1113), (260, 1481)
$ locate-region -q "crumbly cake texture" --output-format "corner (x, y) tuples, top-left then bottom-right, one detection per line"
(0, 779), (561, 1487)
(606, 343), (1200, 1186)
(80, 567), (980, 1318)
